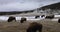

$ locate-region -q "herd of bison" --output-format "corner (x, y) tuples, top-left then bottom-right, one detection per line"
(7, 15), (60, 32)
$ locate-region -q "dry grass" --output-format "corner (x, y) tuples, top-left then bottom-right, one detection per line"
(0, 19), (60, 32)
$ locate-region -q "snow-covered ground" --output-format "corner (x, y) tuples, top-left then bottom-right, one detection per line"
(0, 16), (45, 21)
(0, 15), (60, 21)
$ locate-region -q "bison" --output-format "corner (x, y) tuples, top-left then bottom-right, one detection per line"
(58, 19), (60, 23)
(20, 17), (27, 23)
(45, 15), (54, 19)
(41, 15), (45, 18)
(7, 16), (16, 22)
(27, 22), (43, 32)
(35, 16), (40, 19)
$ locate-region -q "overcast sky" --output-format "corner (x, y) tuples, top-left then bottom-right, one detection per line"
(0, 0), (60, 12)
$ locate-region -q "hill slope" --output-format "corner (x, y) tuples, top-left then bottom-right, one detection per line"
(39, 2), (60, 10)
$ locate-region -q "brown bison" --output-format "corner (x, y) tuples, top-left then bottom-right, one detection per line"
(35, 16), (40, 19)
(27, 22), (43, 32)
(7, 16), (16, 22)
(45, 15), (54, 19)
(58, 19), (60, 23)
(20, 17), (27, 23)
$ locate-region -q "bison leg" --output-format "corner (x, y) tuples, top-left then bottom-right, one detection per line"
(27, 27), (36, 32)
(39, 25), (43, 32)
(20, 20), (24, 23)
(8, 19), (12, 22)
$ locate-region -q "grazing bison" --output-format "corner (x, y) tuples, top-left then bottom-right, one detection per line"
(35, 16), (40, 19)
(41, 15), (45, 18)
(45, 15), (54, 19)
(7, 16), (16, 22)
(20, 18), (27, 23)
(27, 22), (43, 32)
(58, 19), (60, 23)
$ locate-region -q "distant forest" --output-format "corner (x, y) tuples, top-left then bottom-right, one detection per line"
(39, 2), (60, 10)
(0, 10), (34, 15)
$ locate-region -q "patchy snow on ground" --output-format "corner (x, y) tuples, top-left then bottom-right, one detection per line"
(0, 15), (59, 21)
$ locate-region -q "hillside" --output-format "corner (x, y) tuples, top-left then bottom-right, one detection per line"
(36, 2), (60, 14)
(39, 2), (60, 10)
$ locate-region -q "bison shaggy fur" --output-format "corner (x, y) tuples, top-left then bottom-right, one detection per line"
(27, 22), (43, 32)
(8, 16), (16, 22)
(20, 18), (27, 23)
(41, 15), (45, 18)
(35, 16), (40, 19)
(45, 15), (54, 19)
(58, 19), (60, 23)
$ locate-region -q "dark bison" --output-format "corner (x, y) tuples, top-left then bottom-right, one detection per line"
(45, 15), (54, 19)
(41, 15), (45, 18)
(27, 22), (43, 32)
(7, 16), (16, 22)
(35, 16), (40, 19)
(58, 19), (60, 23)
(20, 18), (27, 23)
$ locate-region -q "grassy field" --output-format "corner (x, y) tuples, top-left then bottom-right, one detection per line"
(0, 19), (60, 32)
